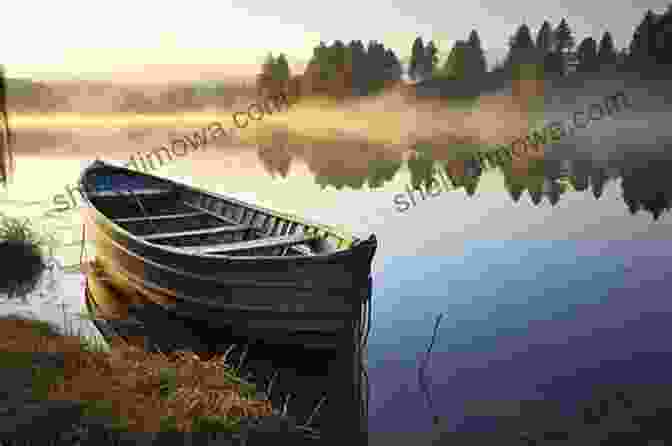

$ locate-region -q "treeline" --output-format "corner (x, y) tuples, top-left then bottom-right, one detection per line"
(257, 4), (672, 101)
(429, 7), (669, 83)
(256, 40), (403, 101)
(626, 6), (672, 67)
(410, 32), (487, 81)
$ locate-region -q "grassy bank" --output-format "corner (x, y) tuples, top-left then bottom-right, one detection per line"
(0, 311), (272, 433)
(0, 213), (273, 434)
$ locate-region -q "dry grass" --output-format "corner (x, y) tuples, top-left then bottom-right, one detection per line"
(0, 308), (273, 433)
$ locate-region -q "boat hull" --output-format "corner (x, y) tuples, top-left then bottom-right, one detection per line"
(86, 259), (371, 350)
(78, 161), (376, 350)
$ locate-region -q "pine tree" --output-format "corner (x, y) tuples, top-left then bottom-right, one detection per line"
(308, 41), (335, 86)
(425, 40), (439, 76)
(628, 10), (658, 67)
(443, 41), (468, 79)
(554, 18), (575, 54)
(652, 4), (672, 65)
(332, 40), (346, 65)
(547, 19), (574, 76)
(467, 30), (487, 75)
(506, 24), (536, 67)
(366, 41), (386, 93)
(597, 32), (617, 66)
(384, 48), (403, 80)
(576, 37), (599, 72)
(535, 21), (554, 53)
(409, 37), (424, 80)
(349, 40), (367, 95)
(274, 53), (291, 82)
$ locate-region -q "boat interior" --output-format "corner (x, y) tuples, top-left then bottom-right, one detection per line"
(83, 168), (349, 257)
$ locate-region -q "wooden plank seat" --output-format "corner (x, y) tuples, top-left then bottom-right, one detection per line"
(182, 202), (244, 226)
(179, 232), (321, 255)
(142, 224), (253, 242)
(114, 211), (206, 224)
(88, 188), (174, 199)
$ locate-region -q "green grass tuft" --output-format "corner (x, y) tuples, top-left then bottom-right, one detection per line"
(158, 367), (178, 399)
(192, 414), (242, 433)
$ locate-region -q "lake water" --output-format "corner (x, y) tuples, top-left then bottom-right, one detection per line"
(2, 83), (672, 441)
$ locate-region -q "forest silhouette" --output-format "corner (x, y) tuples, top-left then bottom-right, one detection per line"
(256, 5), (672, 104)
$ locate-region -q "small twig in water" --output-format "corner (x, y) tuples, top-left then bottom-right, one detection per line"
(418, 313), (444, 427)
(266, 370), (279, 398)
(302, 395), (327, 428)
(281, 393), (292, 417)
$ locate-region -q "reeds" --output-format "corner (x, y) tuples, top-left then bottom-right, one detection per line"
(0, 212), (58, 299)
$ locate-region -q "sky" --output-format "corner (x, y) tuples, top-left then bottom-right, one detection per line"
(3, 0), (670, 82)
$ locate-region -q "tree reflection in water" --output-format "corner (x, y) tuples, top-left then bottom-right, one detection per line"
(252, 133), (672, 221)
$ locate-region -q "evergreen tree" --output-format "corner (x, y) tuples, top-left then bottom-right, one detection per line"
(366, 40), (387, 93)
(307, 41), (336, 85)
(322, 42), (341, 81)
(332, 40), (346, 64)
(628, 10), (660, 68)
(274, 53), (291, 82)
(443, 41), (468, 79)
(384, 48), (403, 80)
(467, 30), (487, 75)
(509, 24), (536, 49)
(425, 40), (439, 76)
(554, 18), (575, 54)
(506, 24), (536, 66)
(545, 19), (574, 76)
(348, 40), (368, 95)
(652, 4), (672, 65)
(409, 36), (425, 80)
(535, 21), (554, 53)
(597, 32), (617, 66)
(310, 42), (329, 76)
(576, 37), (599, 72)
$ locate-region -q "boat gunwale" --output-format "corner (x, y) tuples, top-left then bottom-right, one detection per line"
(86, 202), (375, 266)
(78, 160), (370, 261)
(91, 209), (373, 293)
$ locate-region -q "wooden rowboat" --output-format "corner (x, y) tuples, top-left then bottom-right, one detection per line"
(78, 160), (377, 349)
